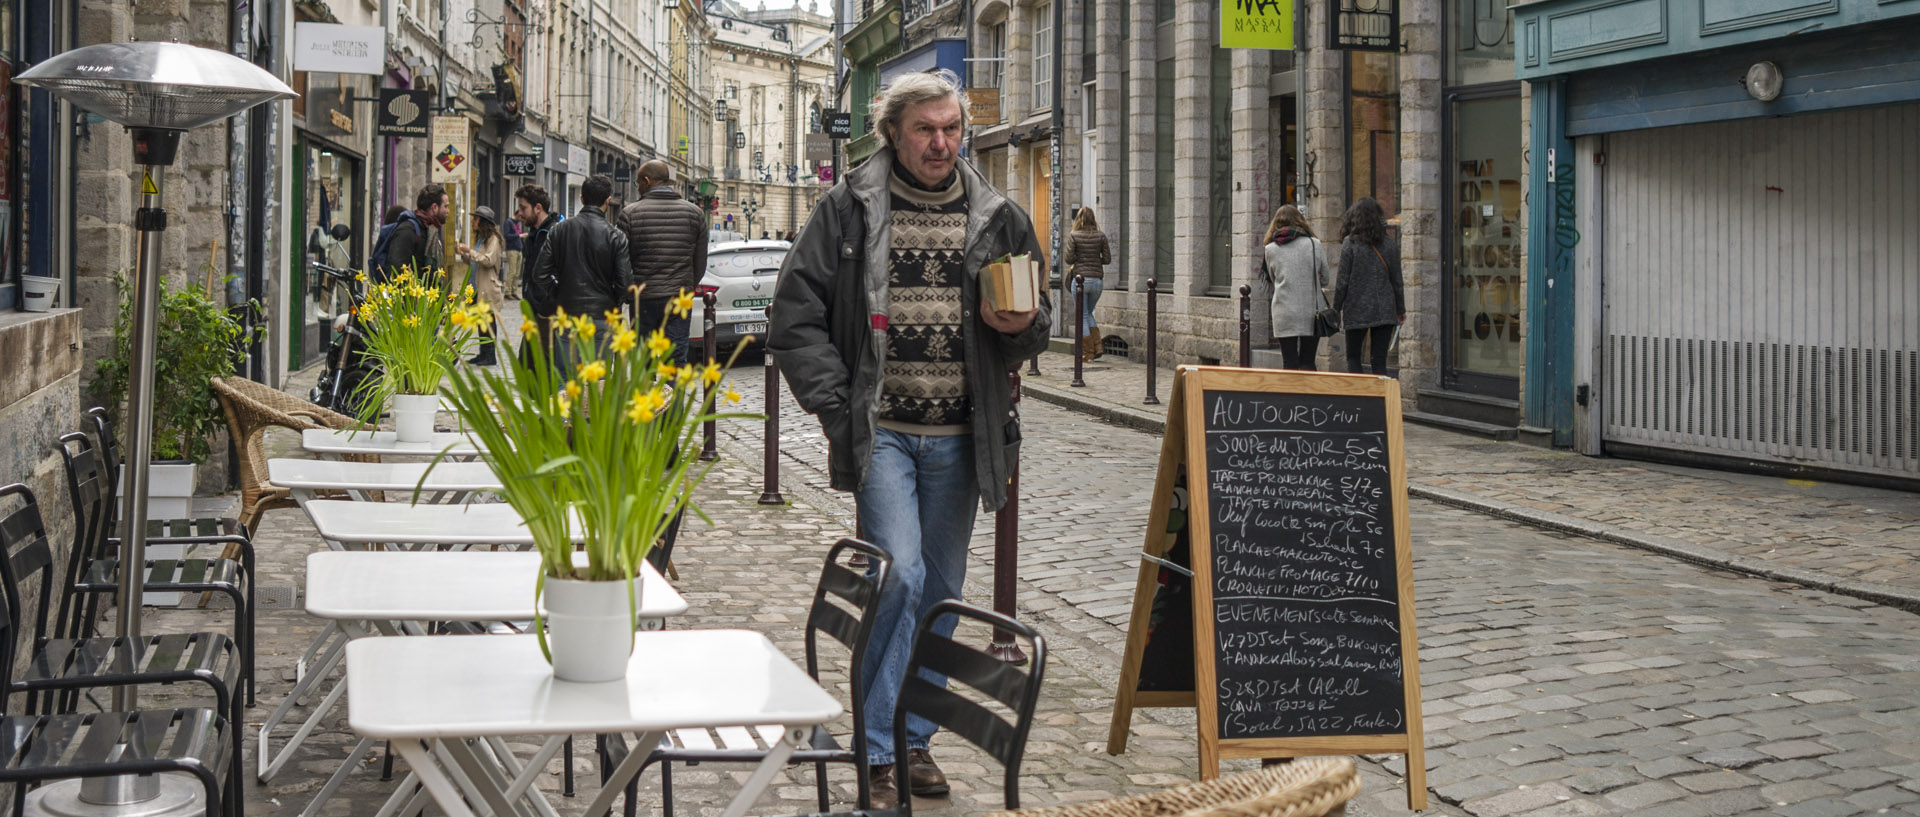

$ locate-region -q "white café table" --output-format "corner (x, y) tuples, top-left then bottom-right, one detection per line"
(348, 631), (842, 817)
(268, 457), (502, 506)
(269, 550), (686, 814)
(300, 427), (484, 459)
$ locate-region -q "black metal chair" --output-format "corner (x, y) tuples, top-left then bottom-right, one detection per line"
(599, 537), (894, 817)
(58, 427), (256, 707)
(761, 599), (1048, 817)
(0, 483), (238, 817)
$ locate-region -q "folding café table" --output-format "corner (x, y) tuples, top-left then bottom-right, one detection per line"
(268, 457), (502, 505)
(300, 427), (484, 460)
(347, 631), (843, 817)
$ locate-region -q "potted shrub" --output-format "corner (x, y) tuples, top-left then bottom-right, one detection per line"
(351, 263), (482, 440)
(92, 271), (258, 519)
(430, 292), (754, 681)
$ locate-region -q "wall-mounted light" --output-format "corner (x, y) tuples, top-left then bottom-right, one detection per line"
(1743, 61), (1782, 102)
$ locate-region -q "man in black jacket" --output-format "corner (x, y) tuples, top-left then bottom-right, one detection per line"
(530, 174), (630, 346)
(383, 183), (447, 280)
(513, 183), (561, 317)
(615, 160), (708, 364)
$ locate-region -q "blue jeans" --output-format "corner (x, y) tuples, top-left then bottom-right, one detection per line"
(636, 298), (692, 366)
(1071, 277), (1104, 335)
(856, 427), (978, 764)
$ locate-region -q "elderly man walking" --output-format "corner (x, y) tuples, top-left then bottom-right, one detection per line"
(767, 69), (1049, 809)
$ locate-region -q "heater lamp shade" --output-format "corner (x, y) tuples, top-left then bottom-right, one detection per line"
(15, 41), (295, 131)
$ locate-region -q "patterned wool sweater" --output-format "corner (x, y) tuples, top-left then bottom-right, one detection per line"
(878, 167), (970, 432)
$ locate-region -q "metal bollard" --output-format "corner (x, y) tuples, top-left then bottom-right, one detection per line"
(759, 307), (784, 505)
(1144, 278), (1160, 405)
(1238, 284), (1252, 368)
(989, 369), (1029, 665)
(1071, 274), (1085, 388)
(701, 291), (718, 462)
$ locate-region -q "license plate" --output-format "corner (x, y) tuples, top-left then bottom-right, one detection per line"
(736, 322), (767, 336)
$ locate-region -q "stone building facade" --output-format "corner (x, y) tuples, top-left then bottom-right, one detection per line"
(705, 0), (834, 240)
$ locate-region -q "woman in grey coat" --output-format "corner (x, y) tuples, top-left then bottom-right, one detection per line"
(1332, 197), (1404, 375)
(1262, 204), (1328, 370)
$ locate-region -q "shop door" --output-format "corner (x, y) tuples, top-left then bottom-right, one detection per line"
(1600, 104), (1920, 480)
(1443, 93), (1523, 398)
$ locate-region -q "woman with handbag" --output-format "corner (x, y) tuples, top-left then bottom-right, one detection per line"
(1261, 205), (1331, 370)
(1333, 197), (1404, 375)
(455, 206), (506, 366)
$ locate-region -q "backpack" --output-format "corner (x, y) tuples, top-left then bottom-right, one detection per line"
(369, 212), (424, 279)
(521, 214), (564, 309)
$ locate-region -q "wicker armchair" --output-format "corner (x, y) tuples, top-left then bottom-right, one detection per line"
(210, 377), (374, 535)
(988, 758), (1360, 817)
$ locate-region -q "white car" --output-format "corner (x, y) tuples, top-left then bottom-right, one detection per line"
(689, 239), (789, 350)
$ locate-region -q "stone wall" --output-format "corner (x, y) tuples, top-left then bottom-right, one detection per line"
(0, 309), (86, 678)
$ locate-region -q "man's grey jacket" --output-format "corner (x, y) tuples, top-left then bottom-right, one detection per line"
(768, 148), (1051, 512)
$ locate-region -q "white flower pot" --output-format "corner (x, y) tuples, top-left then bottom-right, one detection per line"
(542, 574), (641, 682)
(116, 460), (197, 605)
(391, 393), (439, 442)
(20, 275), (59, 312)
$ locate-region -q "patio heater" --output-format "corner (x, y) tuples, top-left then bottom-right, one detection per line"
(15, 41), (293, 817)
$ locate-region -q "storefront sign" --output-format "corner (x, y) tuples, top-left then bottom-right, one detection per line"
(377, 89), (431, 138)
(1222, 0), (1294, 50)
(293, 23), (385, 75)
(505, 153), (537, 176)
(806, 134), (831, 164)
(825, 112), (852, 139)
(1329, 0), (1399, 51)
(431, 116), (469, 183)
(567, 144), (591, 175)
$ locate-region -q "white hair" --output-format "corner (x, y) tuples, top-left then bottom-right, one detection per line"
(874, 69), (968, 150)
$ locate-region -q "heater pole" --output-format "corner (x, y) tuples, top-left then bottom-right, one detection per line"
(114, 161), (167, 712)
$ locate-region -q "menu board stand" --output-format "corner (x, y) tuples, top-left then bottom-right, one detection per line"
(1107, 366), (1426, 810)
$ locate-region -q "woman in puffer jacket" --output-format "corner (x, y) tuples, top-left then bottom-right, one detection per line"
(1063, 207), (1111, 361)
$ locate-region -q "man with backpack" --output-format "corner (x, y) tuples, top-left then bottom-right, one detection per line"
(373, 183), (448, 281)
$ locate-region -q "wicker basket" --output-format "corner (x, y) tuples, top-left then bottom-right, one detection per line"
(988, 757), (1359, 817)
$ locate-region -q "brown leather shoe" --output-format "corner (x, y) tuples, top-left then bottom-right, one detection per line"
(867, 764), (899, 810)
(906, 748), (949, 796)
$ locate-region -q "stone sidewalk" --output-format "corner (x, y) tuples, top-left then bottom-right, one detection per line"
(1012, 347), (1920, 612)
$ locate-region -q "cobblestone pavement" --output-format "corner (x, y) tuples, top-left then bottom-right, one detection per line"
(722, 348), (1920, 816)
(1006, 347), (1920, 610)
(113, 340), (1920, 817)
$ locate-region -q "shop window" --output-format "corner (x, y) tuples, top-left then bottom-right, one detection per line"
(1448, 0), (1514, 87)
(1345, 50), (1399, 219)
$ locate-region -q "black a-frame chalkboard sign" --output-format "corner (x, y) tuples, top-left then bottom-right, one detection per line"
(1107, 366), (1426, 809)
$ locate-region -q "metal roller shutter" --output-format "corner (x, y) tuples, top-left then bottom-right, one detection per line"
(1600, 104), (1920, 480)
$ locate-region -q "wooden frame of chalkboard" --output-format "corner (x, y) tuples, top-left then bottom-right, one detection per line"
(1107, 366), (1426, 809)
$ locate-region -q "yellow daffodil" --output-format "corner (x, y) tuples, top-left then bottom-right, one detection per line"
(574, 315), (596, 340)
(676, 366), (694, 386)
(604, 309), (623, 326)
(565, 380), (582, 401)
(670, 289), (696, 318)
(610, 329), (637, 354)
(578, 360), (607, 383)
(724, 385), (742, 404)
(354, 271), (367, 283)
(701, 363), (723, 386)
(645, 330), (672, 357)
(625, 389), (655, 423)
(464, 284), (476, 300)
(520, 317), (539, 337)
(659, 362), (680, 381)
(556, 392), (572, 415)
(403, 314), (422, 327)
(450, 310), (471, 329)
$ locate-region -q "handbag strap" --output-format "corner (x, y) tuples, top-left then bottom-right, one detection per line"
(1316, 239), (1332, 310)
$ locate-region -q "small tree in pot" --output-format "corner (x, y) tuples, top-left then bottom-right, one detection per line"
(91, 271), (258, 506)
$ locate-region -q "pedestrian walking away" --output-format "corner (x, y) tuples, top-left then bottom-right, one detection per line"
(374, 183), (447, 281)
(1261, 204), (1329, 371)
(456, 205), (505, 366)
(615, 159), (709, 365)
(502, 217), (525, 300)
(1064, 207), (1111, 362)
(1332, 197), (1403, 375)
(767, 68), (1051, 811)
(529, 174), (630, 366)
